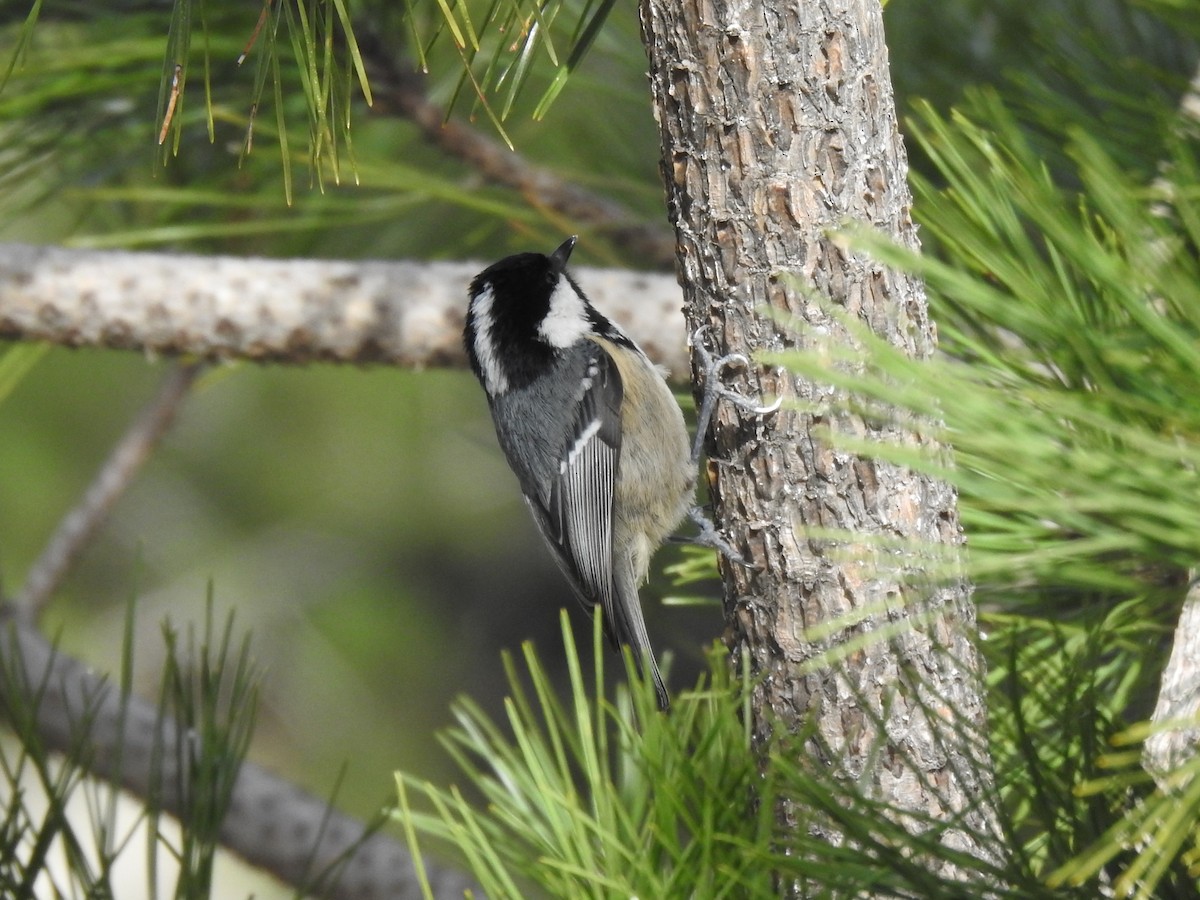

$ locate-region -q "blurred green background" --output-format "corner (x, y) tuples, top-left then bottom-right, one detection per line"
(0, 0), (1192, 863)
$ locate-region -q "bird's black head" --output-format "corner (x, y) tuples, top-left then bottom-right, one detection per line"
(465, 237), (610, 395)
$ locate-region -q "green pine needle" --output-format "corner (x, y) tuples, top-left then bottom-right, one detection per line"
(394, 611), (768, 898)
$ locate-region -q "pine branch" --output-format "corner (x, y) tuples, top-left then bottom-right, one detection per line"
(0, 242), (688, 376)
(13, 362), (201, 622)
(356, 28), (677, 270)
(0, 607), (478, 899)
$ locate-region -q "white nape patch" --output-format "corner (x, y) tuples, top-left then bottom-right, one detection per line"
(470, 284), (510, 395)
(562, 418), (602, 472)
(538, 279), (590, 348)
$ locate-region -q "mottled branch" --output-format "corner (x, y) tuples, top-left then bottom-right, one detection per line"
(0, 242), (688, 376)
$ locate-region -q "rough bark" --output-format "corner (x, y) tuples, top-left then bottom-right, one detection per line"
(640, 0), (998, 874)
(1145, 577), (1200, 787)
(0, 243), (688, 376)
(1143, 67), (1200, 790)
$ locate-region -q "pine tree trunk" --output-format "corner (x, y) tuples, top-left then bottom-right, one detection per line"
(639, 0), (1000, 877)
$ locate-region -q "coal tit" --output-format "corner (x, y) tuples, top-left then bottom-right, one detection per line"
(464, 236), (693, 710)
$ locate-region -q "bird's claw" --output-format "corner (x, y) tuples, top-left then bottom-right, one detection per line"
(690, 325), (781, 462)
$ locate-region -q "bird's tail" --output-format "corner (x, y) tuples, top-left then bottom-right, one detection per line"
(611, 564), (670, 710)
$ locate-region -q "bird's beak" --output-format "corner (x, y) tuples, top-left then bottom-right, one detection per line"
(550, 235), (577, 272)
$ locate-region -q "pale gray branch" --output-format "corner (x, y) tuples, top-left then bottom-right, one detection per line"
(0, 609), (478, 899)
(0, 243), (688, 376)
(14, 362), (202, 621)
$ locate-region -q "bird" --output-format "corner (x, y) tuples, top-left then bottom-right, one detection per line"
(463, 236), (693, 709)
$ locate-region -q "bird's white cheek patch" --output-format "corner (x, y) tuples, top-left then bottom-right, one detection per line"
(469, 285), (510, 395)
(538, 280), (590, 348)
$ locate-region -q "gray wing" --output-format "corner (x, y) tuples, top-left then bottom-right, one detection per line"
(491, 344), (669, 707)
(523, 348), (624, 628)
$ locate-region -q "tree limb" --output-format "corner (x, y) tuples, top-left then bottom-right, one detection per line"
(0, 608), (478, 899)
(356, 29), (678, 270)
(0, 242), (688, 376)
(13, 362), (202, 621)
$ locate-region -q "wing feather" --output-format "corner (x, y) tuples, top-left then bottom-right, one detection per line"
(527, 347), (622, 632)
(493, 342), (669, 707)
